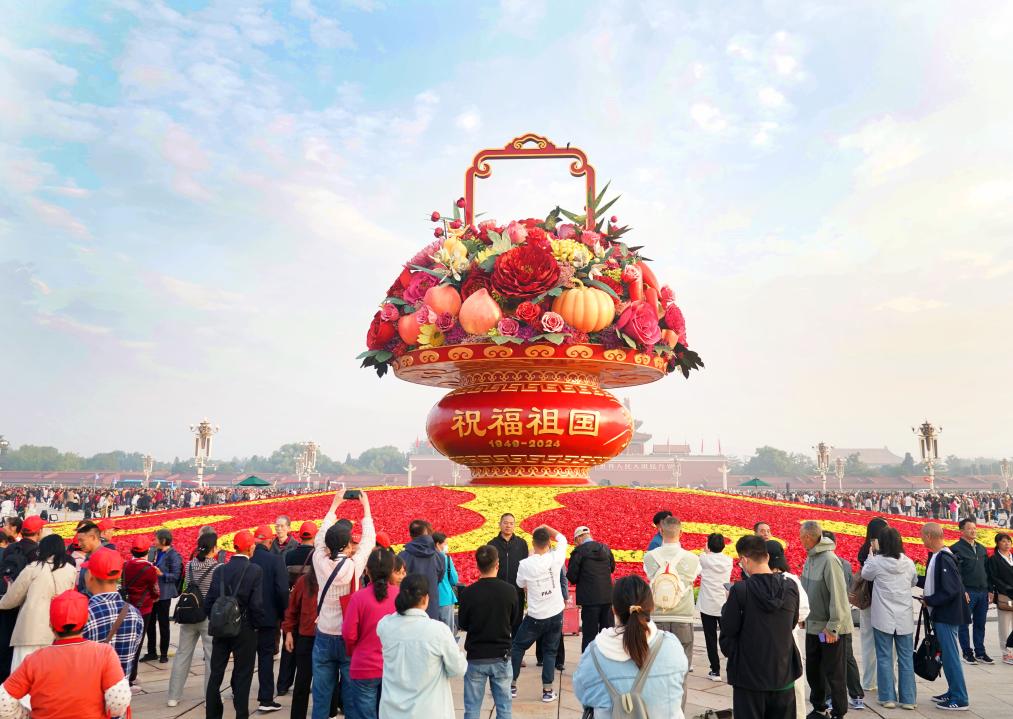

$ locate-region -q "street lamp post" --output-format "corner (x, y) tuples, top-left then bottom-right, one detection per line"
(189, 419), (220, 489)
(404, 463), (416, 488)
(142, 455), (154, 488)
(717, 462), (729, 492)
(814, 441), (831, 493)
(0, 435), (9, 473)
(451, 463), (461, 487)
(1000, 458), (1011, 493)
(834, 456), (845, 492)
(672, 457), (682, 488)
(913, 420), (941, 493)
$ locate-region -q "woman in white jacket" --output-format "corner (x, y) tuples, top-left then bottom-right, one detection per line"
(860, 527), (917, 709)
(0, 534), (78, 669)
(697, 533), (733, 681)
(766, 540), (809, 719)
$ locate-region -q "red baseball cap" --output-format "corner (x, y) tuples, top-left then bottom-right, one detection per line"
(50, 589), (90, 634)
(97, 519), (115, 532)
(21, 516), (47, 534)
(83, 548), (124, 581)
(376, 531), (392, 549)
(298, 521), (318, 540)
(131, 535), (151, 553)
(234, 530), (256, 552)
(253, 525), (274, 542)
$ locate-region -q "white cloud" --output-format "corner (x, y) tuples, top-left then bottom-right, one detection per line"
(28, 198), (90, 238)
(48, 26), (103, 50)
(757, 86), (786, 108)
(690, 102), (728, 133)
(839, 116), (924, 186)
(499, 0), (547, 27)
(875, 296), (946, 313)
(291, 0), (355, 48)
(159, 275), (245, 311)
(454, 108), (481, 132)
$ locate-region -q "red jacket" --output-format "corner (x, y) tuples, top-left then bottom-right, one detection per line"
(281, 574), (317, 637)
(123, 558), (160, 615)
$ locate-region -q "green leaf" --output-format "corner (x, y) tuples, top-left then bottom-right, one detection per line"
(356, 350), (378, 360)
(373, 351), (393, 363)
(558, 207), (584, 223)
(409, 264), (446, 279)
(478, 256), (497, 272)
(618, 331), (638, 349)
(593, 180), (612, 209)
(596, 194), (621, 218)
(383, 296), (409, 306)
(548, 286), (564, 297)
(374, 362), (388, 378)
(490, 334), (512, 345)
(585, 279), (620, 300)
(452, 204), (461, 222)
(542, 332), (566, 345)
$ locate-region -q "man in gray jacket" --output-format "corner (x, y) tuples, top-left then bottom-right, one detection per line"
(801, 520), (853, 719)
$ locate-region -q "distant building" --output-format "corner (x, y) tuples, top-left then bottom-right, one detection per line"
(829, 447), (904, 467)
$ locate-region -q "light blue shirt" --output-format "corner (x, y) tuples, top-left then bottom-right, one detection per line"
(377, 608), (467, 718)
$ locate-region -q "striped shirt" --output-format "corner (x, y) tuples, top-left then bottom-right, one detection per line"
(185, 557), (219, 597)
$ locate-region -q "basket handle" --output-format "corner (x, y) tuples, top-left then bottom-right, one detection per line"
(464, 133), (597, 229)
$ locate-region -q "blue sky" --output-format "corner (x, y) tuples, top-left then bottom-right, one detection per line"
(2, 1), (1012, 461)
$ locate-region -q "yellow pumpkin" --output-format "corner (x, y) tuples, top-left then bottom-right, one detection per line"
(551, 284), (615, 332)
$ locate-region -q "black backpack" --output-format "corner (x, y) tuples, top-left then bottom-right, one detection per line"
(208, 563), (249, 638)
(174, 562), (216, 624)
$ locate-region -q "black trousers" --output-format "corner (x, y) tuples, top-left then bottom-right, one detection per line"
(277, 641), (295, 693)
(147, 598), (171, 658)
(206, 624), (257, 719)
(732, 686), (795, 719)
(290, 633), (314, 719)
(0, 609), (17, 683)
(579, 604), (614, 653)
(806, 633), (847, 718)
(256, 625), (277, 703)
(132, 612), (156, 682)
(512, 587), (525, 635)
(701, 612), (721, 674)
(535, 630), (566, 668)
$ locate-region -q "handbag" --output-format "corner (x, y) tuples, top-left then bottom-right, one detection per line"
(848, 573), (872, 610)
(913, 604), (942, 681)
(998, 592), (1013, 612)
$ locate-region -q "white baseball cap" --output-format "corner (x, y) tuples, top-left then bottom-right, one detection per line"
(573, 526), (590, 540)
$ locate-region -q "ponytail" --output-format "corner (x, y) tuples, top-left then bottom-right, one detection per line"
(394, 574), (430, 615)
(367, 547), (395, 602)
(196, 532), (218, 561)
(612, 575), (655, 668)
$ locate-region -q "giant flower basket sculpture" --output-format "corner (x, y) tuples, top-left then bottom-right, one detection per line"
(359, 134), (703, 485)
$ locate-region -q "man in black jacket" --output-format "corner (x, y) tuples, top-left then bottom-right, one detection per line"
(398, 519), (444, 620)
(720, 535), (802, 719)
(921, 522), (971, 711)
(250, 524), (290, 713)
(566, 525), (615, 652)
(489, 513), (528, 634)
(951, 518), (993, 664)
(0, 516), (42, 681)
(459, 545), (520, 719)
(205, 530), (266, 719)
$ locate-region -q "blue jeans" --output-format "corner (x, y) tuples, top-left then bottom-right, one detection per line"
(463, 659), (512, 719)
(958, 590), (988, 656)
(347, 677), (381, 719)
(511, 612), (562, 688)
(935, 621), (968, 705)
(873, 629), (915, 705)
(311, 630), (350, 719)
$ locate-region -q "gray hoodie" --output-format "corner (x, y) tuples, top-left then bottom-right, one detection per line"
(800, 537), (853, 636)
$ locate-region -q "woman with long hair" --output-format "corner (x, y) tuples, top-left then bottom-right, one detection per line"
(166, 532), (219, 707)
(376, 574), (466, 718)
(283, 555), (323, 719)
(342, 547), (399, 719)
(857, 516), (890, 693)
(986, 532), (1013, 664)
(861, 527), (918, 708)
(0, 533), (77, 670)
(574, 575), (688, 717)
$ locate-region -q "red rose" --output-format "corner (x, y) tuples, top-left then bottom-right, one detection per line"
(460, 269), (493, 298)
(660, 285), (676, 305)
(663, 303), (686, 342)
(403, 272), (438, 304)
(497, 318), (520, 336)
(379, 303), (399, 322)
(617, 300), (662, 346)
(491, 244), (560, 299)
(366, 312), (396, 350)
(515, 301), (541, 324)
(541, 311), (565, 333)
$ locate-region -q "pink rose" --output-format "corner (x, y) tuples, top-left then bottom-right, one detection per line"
(379, 303), (400, 322)
(541, 311), (565, 334)
(403, 272), (438, 304)
(659, 285), (675, 305)
(415, 306), (436, 325)
(617, 300), (662, 346)
(663, 303), (686, 340)
(556, 223), (577, 239)
(497, 318), (520, 336)
(580, 230), (601, 247)
(505, 220), (528, 244)
(435, 311), (456, 332)
(621, 265), (642, 283)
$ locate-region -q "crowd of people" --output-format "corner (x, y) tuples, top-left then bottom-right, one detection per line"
(0, 488), (1010, 718)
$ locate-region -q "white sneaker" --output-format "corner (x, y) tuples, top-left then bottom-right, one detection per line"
(167, 699), (179, 707)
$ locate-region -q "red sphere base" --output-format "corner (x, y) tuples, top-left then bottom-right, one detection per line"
(394, 343), (669, 486)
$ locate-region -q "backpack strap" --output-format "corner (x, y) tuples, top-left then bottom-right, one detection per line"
(228, 562), (250, 597)
(589, 644), (622, 702)
(630, 632), (667, 694)
(104, 602), (131, 643)
(317, 558), (349, 616)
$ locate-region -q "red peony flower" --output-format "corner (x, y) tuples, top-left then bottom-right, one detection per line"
(491, 244), (560, 299)
(663, 303), (686, 343)
(524, 226), (550, 251)
(617, 300), (662, 346)
(621, 264), (642, 283)
(556, 223), (577, 239)
(460, 269), (493, 299)
(366, 312), (396, 350)
(580, 230), (602, 247)
(660, 285), (676, 306)
(515, 301), (541, 324)
(403, 272), (438, 304)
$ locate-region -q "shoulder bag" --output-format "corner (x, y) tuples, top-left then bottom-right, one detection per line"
(913, 604), (942, 681)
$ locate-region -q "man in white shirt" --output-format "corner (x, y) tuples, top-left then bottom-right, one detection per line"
(510, 524), (566, 704)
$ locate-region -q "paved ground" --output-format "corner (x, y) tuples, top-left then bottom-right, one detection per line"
(130, 621), (1013, 718)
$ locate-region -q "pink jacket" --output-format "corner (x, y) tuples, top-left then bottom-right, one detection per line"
(342, 584), (398, 679)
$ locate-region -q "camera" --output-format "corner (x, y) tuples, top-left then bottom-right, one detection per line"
(342, 489), (362, 500)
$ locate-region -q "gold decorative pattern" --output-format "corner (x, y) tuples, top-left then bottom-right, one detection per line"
(523, 346), (555, 358)
(565, 344), (594, 359)
(634, 353), (651, 365)
(603, 349), (627, 361)
(446, 347), (474, 360)
(418, 350), (440, 363)
(653, 356), (667, 370)
(482, 346), (514, 359)
(469, 465), (591, 479)
(511, 134), (550, 149)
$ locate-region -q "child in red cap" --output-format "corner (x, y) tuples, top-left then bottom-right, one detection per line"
(0, 589), (131, 719)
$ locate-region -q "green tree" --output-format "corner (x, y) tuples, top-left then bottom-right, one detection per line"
(353, 446), (407, 474)
(742, 446), (815, 477)
(844, 452), (870, 476)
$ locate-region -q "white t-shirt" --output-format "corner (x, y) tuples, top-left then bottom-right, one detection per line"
(516, 533), (567, 619)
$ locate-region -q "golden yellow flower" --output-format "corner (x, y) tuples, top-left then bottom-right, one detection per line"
(417, 323), (445, 349)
